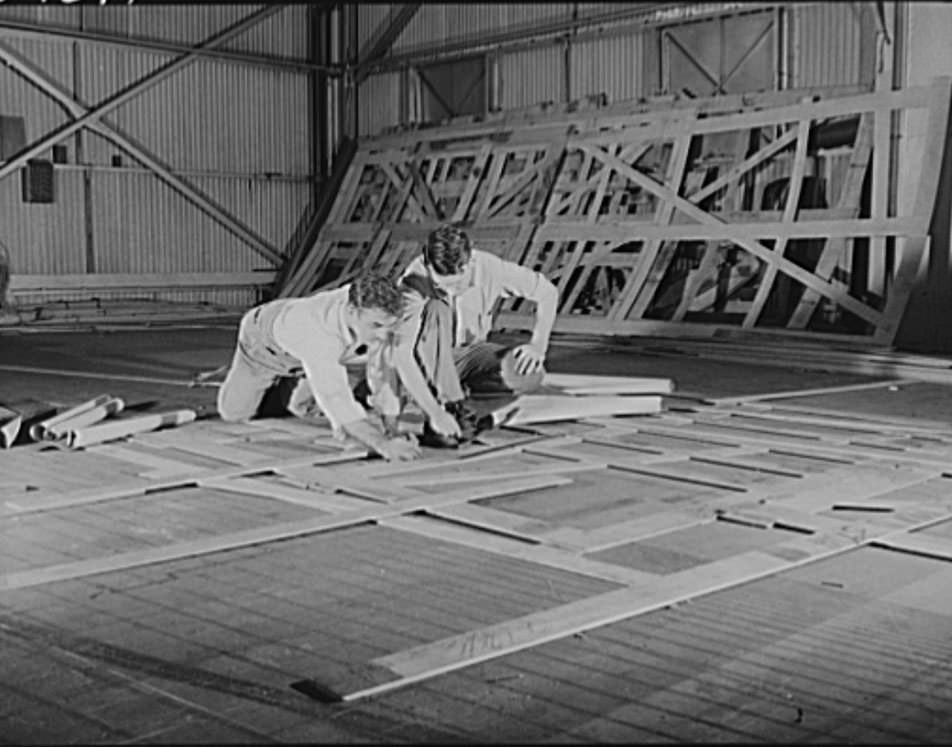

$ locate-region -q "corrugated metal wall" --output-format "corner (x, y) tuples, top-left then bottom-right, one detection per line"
(354, 2), (870, 138)
(391, 4), (573, 54)
(789, 1), (865, 89)
(358, 71), (402, 137)
(0, 5), (314, 309)
(569, 32), (650, 105)
(498, 45), (566, 110)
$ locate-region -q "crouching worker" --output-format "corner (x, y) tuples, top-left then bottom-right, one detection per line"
(395, 224), (560, 447)
(217, 272), (421, 462)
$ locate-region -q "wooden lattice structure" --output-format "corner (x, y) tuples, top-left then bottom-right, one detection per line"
(279, 80), (952, 346)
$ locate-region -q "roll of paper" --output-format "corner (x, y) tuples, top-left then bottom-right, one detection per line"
(64, 409), (197, 449)
(1, 400), (58, 448)
(29, 394), (123, 441)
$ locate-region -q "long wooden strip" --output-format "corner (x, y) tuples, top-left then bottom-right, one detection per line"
(874, 531), (952, 562)
(539, 458), (934, 552)
(707, 378), (908, 406)
(380, 514), (655, 585)
(739, 113), (813, 328)
(0, 474), (572, 591)
(875, 77), (952, 344)
(534, 215), (920, 245)
(598, 416), (952, 469)
(787, 112), (874, 328)
(201, 475), (374, 513)
(319, 495), (952, 702)
(610, 132), (693, 321)
(580, 147), (888, 328)
(1, 450), (369, 517)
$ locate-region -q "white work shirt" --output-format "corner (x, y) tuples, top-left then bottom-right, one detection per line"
(270, 286), (397, 430)
(401, 249), (549, 347)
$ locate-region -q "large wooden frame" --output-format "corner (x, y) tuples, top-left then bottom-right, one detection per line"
(279, 80), (951, 346)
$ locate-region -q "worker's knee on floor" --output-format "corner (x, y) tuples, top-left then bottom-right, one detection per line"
(216, 390), (258, 423)
(499, 349), (545, 394)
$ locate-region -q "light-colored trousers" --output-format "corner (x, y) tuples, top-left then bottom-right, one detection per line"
(217, 303), (395, 422)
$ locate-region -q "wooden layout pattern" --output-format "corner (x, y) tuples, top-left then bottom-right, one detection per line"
(279, 80), (952, 346)
(4, 392), (952, 708)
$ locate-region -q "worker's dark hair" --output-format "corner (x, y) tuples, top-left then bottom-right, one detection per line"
(423, 224), (472, 276)
(348, 272), (405, 317)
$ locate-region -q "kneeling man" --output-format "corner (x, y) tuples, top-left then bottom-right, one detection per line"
(396, 224), (559, 446)
(217, 272), (421, 462)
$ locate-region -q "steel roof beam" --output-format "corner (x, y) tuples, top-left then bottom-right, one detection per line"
(354, 3), (421, 84)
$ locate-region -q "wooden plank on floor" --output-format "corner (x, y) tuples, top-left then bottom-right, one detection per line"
(311, 496), (952, 702)
(873, 531), (952, 562)
(0, 474), (573, 591)
(380, 514), (654, 585)
(1, 450), (369, 517)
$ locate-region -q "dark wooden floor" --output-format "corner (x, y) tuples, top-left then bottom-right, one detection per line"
(2, 323), (952, 744)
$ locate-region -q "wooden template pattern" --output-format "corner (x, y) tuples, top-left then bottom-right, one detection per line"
(279, 80), (952, 346)
(4, 393), (952, 703)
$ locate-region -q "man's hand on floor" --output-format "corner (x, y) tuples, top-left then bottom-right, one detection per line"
(377, 434), (422, 461)
(429, 407), (462, 438)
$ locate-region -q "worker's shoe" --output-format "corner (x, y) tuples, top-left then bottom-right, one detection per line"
(418, 400), (479, 448)
(418, 422), (460, 449)
(446, 400), (479, 442)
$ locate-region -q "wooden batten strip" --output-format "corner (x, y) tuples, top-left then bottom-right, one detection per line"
(873, 531), (952, 562)
(1, 450), (369, 517)
(0, 474), (573, 591)
(380, 514), (655, 586)
(322, 492), (951, 703)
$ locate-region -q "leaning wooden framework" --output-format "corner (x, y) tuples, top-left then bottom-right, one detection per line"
(280, 79), (952, 346)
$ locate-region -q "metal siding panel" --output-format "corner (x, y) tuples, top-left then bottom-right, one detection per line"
(0, 38), (75, 159)
(222, 5), (310, 59)
(81, 5), (249, 46)
(90, 172), (308, 275)
(0, 5), (80, 27)
(0, 171), (87, 276)
(75, 6), (308, 58)
(393, 3), (574, 53)
(392, 4), (447, 53)
(569, 31), (649, 105)
(358, 3), (397, 51)
(499, 45), (565, 110)
(504, 3), (574, 27)
(358, 71), (402, 137)
(793, 2), (862, 88)
(78, 46), (311, 174)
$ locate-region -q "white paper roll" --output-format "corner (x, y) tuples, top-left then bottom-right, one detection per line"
(29, 394), (123, 441)
(64, 409), (197, 449)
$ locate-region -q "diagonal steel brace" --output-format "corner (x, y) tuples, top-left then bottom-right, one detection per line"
(0, 38), (283, 266)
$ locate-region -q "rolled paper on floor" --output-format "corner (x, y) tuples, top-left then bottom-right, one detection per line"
(1, 400), (58, 448)
(542, 374), (675, 395)
(28, 394), (120, 441)
(44, 398), (125, 441)
(63, 409), (197, 449)
(489, 394), (663, 427)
